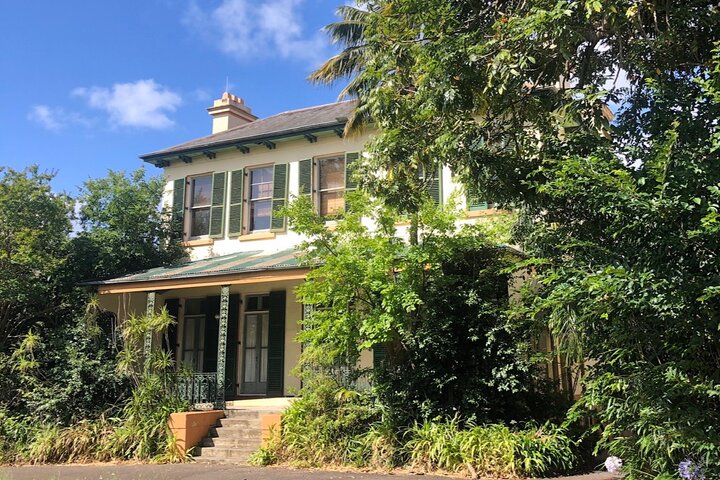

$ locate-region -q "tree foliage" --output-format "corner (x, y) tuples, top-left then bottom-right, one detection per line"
(0, 166), (72, 351)
(288, 192), (554, 426)
(72, 167), (185, 281)
(0, 165), (185, 428)
(314, 1), (720, 477)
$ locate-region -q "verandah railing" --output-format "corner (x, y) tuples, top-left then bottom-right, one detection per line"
(173, 372), (220, 409)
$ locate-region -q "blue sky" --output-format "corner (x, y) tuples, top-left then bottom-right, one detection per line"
(0, 0), (346, 193)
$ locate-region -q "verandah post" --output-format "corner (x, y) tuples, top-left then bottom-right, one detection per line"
(216, 285), (230, 409)
(143, 291), (156, 366)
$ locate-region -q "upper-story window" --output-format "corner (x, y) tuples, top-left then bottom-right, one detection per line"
(298, 152), (358, 219)
(190, 174), (213, 237)
(317, 155), (346, 217)
(247, 166), (274, 232)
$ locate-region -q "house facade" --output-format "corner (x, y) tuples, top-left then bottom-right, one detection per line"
(95, 92), (498, 404)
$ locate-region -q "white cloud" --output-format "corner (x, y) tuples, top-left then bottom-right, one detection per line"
(73, 79), (182, 129)
(27, 104), (93, 131)
(184, 0), (328, 65)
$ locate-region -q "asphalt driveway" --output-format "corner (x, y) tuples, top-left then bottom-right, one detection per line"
(0, 464), (616, 480)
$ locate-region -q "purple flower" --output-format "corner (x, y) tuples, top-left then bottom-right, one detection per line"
(679, 458), (704, 480)
(605, 456), (623, 474)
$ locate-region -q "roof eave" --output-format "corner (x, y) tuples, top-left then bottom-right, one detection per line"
(140, 121), (346, 166)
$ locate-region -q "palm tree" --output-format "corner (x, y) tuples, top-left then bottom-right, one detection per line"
(309, 4), (374, 133)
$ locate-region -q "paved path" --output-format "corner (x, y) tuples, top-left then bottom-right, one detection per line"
(0, 463), (615, 480)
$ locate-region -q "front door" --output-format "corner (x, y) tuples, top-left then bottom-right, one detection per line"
(242, 294), (270, 394)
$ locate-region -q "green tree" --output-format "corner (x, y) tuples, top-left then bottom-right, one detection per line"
(314, 1), (720, 476)
(72, 168), (185, 281)
(0, 166), (72, 351)
(288, 193), (549, 426)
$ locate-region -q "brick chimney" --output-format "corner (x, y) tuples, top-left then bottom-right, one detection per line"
(207, 92), (257, 134)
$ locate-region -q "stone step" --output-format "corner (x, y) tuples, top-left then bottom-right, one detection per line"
(202, 436), (262, 448)
(216, 417), (261, 428)
(224, 407), (284, 418)
(206, 426), (262, 439)
(208, 425), (262, 437)
(194, 445), (258, 460)
(223, 408), (261, 419)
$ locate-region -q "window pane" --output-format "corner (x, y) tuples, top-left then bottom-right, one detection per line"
(246, 315), (258, 348)
(250, 167), (273, 199)
(320, 191), (345, 216)
(260, 347), (268, 383)
(244, 348), (257, 382)
(318, 157), (345, 190)
(183, 318), (196, 349)
(250, 199), (271, 231)
(191, 208), (210, 236)
(191, 175), (212, 207)
(261, 313), (269, 348)
(185, 299), (203, 315)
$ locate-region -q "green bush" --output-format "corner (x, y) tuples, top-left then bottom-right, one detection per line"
(405, 419), (576, 478)
(259, 380), (578, 477)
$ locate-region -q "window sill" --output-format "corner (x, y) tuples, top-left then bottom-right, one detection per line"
(182, 237), (214, 247)
(239, 232), (276, 242)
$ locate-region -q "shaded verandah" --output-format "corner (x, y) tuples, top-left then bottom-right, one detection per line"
(92, 249), (309, 409)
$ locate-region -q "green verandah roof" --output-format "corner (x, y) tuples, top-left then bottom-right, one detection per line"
(89, 248), (303, 286)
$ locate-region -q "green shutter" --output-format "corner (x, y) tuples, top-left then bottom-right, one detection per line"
(373, 343), (387, 369)
(164, 298), (179, 366)
(298, 158), (312, 197)
(345, 152), (359, 190)
(209, 172), (226, 238)
(267, 290), (286, 397)
(270, 163), (288, 232)
(227, 169), (244, 237)
(427, 166), (442, 205)
(466, 185), (490, 211)
(171, 178), (186, 240)
(204, 297), (219, 373)
(225, 294), (240, 397)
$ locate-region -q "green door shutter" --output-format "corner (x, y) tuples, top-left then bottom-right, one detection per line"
(172, 178), (186, 240)
(227, 169), (244, 237)
(164, 298), (180, 366)
(298, 158), (312, 198)
(270, 163), (288, 232)
(267, 290), (286, 397)
(427, 166), (442, 205)
(225, 294), (240, 397)
(209, 172), (226, 238)
(373, 343), (387, 369)
(204, 296), (219, 373)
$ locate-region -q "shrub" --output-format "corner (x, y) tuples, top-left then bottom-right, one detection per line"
(405, 419), (576, 478)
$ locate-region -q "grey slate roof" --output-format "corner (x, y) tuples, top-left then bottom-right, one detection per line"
(141, 100), (356, 160)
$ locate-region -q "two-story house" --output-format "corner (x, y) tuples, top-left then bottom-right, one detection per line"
(94, 92), (497, 406)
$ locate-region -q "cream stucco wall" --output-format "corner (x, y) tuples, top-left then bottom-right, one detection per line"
(160, 129), (498, 262)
